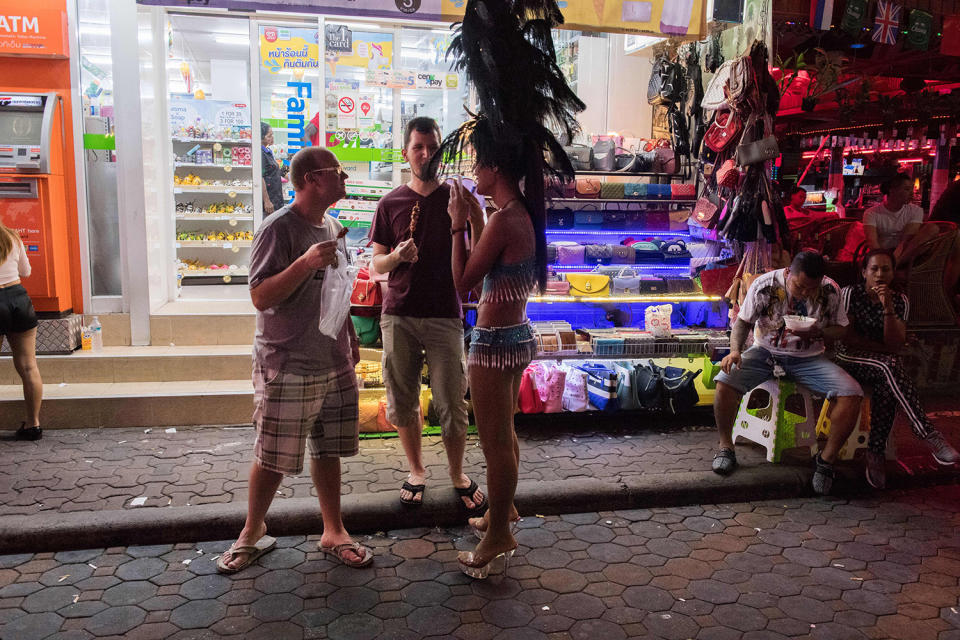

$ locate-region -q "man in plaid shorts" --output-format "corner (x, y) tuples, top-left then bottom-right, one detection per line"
(218, 147), (371, 573)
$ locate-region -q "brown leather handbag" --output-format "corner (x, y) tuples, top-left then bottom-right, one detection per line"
(575, 178), (601, 198)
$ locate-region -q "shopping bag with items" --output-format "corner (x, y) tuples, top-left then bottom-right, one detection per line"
(644, 304), (674, 338)
(576, 362), (619, 413)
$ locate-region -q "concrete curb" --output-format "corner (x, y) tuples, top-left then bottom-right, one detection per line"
(2, 462), (956, 554)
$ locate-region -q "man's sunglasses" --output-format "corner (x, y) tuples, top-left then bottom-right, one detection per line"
(309, 165), (347, 178)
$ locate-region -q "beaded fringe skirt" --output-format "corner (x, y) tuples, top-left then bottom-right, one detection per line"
(467, 321), (537, 371)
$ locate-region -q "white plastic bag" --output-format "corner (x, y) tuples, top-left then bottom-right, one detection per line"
(318, 257), (358, 340)
(645, 304), (673, 338)
(560, 365), (588, 412)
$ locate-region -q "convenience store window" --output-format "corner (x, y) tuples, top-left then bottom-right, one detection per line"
(167, 13), (255, 294)
(77, 0), (121, 298)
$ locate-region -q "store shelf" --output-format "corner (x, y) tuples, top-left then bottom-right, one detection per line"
(172, 137), (252, 144)
(546, 229), (690, 237)
(549, 198), (697, 205)
(176, 241), (252, 248)
(176, 215), (253, 221)
(574, 170), (682, 177)
(551, 264), (690, 272)
(174, 162), (252, 169)
(529, 294), (719, 303)
(174, 187), (252, 195)
(178, 269), (248, 278)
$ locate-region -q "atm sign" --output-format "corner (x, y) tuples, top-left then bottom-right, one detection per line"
(0, 5), (68, 59)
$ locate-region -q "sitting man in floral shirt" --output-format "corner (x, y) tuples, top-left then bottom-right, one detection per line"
(711, 251), (863, 495)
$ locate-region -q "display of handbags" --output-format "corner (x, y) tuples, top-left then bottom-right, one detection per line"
(704, 109), (743, 152)
(611, 267), (641, 295)
(575, 209), (604, 226)
(556, 243), (585, 265)
(611, 245), (635, 264)
(592, 139), (617, 171)
(576, 362), (619, 413)
(547, 208), (575, 229)
(575, 178), (601, 198)
(600, 182), (626, 199)
(564, 144), (594, 171)
(625, 183), (647, 199)
(584, 243), (613, 264)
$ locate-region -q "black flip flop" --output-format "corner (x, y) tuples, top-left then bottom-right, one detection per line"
(455, 480), (488, 513)
(15, 423), (41, 441)
(400, 481), (425, 507)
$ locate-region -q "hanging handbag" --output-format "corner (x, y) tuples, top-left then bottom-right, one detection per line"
(566, 271), (610, 296)
(669, 107), (690, 156)
(575, 178), (601, 198)
(603, 211), (627, 229)
(533, 362), (566, 413)
(600, 182), (625, 199)
(351, 315), (381, 346)
(633, 360), (665, 410)
(584, 244), (614, 264)
(705, 31), (724, 72)
(547, 208), (575, 229)
(704, 109), (743, 152)
(737, 114), (779, 166)
(576, 362), (619, 413)
(701, 59), (734, 111)
(716, 159), (740, 189)
(556, 243), (585, 265)
(592, 139), (617, 172)
(612, 267), (641, 295)
(613, 361), (640, 411)
(564, 144), (594, 171)
(611, 244), (635, 264)
(561, 365), (589, 412)
(647, 56), (669, 105)
(692, 197), (719, 228)
(661, 365), (702, 414)
(518, 366), (545, 413)
(699, 261), (740, 295)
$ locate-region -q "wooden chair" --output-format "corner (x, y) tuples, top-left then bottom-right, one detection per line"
(903, 221), (958, 327)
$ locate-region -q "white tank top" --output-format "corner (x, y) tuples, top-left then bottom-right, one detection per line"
(0, 237), (31, 284)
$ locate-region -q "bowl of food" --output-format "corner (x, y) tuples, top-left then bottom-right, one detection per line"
(783, 315), (816, 331)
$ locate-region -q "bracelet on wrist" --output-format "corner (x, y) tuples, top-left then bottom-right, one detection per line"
(451, 226), (467, 235)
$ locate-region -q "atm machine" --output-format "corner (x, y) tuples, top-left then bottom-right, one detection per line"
(0, 91), (74, 315)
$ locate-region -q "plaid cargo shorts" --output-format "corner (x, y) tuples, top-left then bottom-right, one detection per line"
(253, 362), (360, 475)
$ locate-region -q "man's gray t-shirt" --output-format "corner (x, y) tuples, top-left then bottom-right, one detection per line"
(249, 205), (351, 375)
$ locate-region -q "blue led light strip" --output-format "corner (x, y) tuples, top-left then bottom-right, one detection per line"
(546, 229), (690, 237)
(551, 264), (690, 271)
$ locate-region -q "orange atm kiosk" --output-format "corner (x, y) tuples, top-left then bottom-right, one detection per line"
(0, 0), (80, 318)
(0, 92), (73, 314)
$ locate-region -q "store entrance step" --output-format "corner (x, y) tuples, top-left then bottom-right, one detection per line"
(0, 346), (384, 385)
(0, 345), (254, 385)
(0, 381), (388, 430)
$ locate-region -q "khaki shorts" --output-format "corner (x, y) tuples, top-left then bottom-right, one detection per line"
(380, 314), (468, 437)
(253, 362), (359, 476)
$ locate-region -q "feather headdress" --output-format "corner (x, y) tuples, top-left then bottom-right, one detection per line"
(429, 0), (585, 290)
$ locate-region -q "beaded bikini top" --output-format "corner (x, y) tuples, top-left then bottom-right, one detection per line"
(479, 257), (537, 304)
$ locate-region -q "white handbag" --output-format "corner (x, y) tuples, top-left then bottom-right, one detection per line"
(561, 365), (589, 412)
(700, 60), (734, 112)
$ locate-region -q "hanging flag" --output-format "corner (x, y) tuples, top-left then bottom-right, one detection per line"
(810, 0), (835, 31)
(871, 0), (902, 45)
(905, 9), (933, 51)
(840, 0), (868, 36)
(942, 15), (960, 56)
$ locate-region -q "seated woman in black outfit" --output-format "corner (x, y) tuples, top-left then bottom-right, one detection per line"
(835, 250), (959, 488)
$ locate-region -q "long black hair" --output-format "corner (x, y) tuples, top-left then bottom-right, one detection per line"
(428, 0), (585, 292)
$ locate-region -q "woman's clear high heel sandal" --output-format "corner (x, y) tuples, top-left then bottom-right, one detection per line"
(458, 547), (517, 579)
(470, 517), (521, 541)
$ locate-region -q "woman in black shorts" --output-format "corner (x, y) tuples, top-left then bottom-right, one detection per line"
(0, 220), (42, 440)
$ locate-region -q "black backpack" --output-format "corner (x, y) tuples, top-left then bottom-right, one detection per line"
(633, 361), (664, 409)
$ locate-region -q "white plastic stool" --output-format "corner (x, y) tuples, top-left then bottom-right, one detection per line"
(733, 378), (820, 463)
(815, 396), (876, 460)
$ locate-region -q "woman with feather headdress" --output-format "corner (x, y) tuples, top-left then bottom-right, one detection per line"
(437, 0), (584, 579)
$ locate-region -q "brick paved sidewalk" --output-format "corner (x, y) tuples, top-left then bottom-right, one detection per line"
(1, 485), (959, 640)
(2, 400), (960, 518)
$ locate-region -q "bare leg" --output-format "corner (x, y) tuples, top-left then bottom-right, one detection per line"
(312, 456), (363, 564)
(714, 381), (742, 450)
(467, 365), (523, 563)
(8, 328), (41, 427)
(396, 420), (427, 503)
(469, 390), (520, 534)
(820, 395), (862, 463)
(222, 463), (283, 570)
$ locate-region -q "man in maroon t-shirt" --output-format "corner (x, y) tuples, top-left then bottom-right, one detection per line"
(370, 117), (486, 512)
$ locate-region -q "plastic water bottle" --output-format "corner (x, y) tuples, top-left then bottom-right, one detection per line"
(90, 317), (103, 352)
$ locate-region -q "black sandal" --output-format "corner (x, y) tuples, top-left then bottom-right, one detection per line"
(455, 480), (488, 513)
(15, 423), (41, 441)
(400, 481), (425, 507)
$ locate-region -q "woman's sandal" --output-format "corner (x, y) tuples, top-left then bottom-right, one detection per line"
(399, 481), (425, 507)
(458, 545), (518, 579)
(469, 516), (521, 541)
(15, 423), (41, 441)
(317, 541), (374, 568)
(216, 535), (277, 574)
(455, 479), (488, 513)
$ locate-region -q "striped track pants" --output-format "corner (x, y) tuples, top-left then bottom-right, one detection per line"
(836, 350), (935, 454)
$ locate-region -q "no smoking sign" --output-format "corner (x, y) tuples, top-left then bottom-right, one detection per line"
(336, 92), (358, 129)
